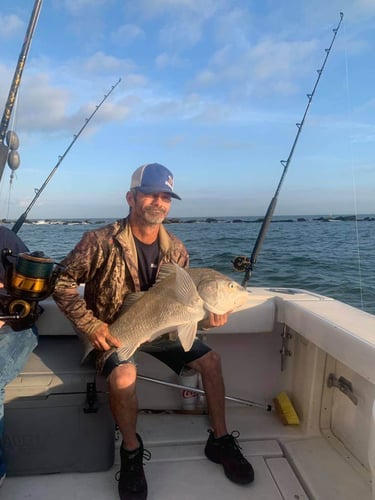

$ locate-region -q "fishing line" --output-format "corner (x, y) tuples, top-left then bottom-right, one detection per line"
(6, 179), (13, 221)
(343, 23), (364, 310)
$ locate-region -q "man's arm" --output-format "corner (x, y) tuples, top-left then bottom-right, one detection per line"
(52, 231), (120, 351)
(53, 231), (105, 336)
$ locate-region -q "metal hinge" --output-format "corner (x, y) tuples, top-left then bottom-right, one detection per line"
(280, 324), (292, 371)
(327, 373), (358, 406)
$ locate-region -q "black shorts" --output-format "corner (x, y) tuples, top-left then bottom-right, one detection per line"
(102, 335), (211, 378)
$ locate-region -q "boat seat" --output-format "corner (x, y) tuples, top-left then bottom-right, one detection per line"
(36, 298), (77, 335)
(36, 287), (84, 336)
(36, 290), (276, 337)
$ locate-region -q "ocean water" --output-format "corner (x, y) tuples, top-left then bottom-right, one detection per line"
(8, 215), (375, 315)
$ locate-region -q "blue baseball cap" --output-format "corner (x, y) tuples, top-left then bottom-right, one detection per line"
(130, 163), (181, 200)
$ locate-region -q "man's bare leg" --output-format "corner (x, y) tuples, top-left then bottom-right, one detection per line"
(108, 362), (140, 450)
(188, 350), (228, 438)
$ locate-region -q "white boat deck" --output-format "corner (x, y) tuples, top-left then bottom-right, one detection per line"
(2, 407), (372, 500)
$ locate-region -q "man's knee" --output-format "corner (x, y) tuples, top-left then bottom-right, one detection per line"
(108, 362), (137, 391)
(192, 350), (222, 374)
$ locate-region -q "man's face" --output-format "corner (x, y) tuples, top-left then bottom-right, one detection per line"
(128, 190), (172, 225)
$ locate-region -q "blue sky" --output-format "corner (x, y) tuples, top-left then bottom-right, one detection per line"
(0, 0), (374, 219)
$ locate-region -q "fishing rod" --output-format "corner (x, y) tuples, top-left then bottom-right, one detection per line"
(137, 374), (272, 411)
(0, 0), (43, 182)
(233, 12), (344, 287)
(11, 77), (122, 234)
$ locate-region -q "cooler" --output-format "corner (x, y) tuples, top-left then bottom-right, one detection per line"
(3, 335), (115, 476)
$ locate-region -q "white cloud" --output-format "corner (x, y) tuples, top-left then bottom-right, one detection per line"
(135, 0), (222, 17)
(0, 14), (24, 38)
(112, 24), (145, 45)
(251, 39), (317, 80)
(191, 69), (216, 87)
(7, 71), (129, 135)
(62, 0), (108, 15)
(134, 0), (226, 49)
(189, 37), (317, 98)
(16, 73), (71, 131)
(83, 51), (131, 74)
(214, 7), (253, 48)
(155, 52), (187, 69)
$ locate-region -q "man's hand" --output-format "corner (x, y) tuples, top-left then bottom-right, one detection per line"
(199, 311), (230, 330)
(88, 323), (121, 351)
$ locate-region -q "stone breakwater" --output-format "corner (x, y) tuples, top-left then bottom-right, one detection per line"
(164, 215), (375, 224)
(2, 215), (374, 226)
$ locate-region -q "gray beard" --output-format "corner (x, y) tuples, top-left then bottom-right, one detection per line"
(143, 210), (166, 225)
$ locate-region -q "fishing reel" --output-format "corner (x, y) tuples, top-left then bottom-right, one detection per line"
(0, 248), (60, 331)
(232, 256), (251, 272)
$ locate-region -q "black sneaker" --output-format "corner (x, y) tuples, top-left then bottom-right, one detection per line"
(204, 430), (254, 484)
(117, 434), (151, 500)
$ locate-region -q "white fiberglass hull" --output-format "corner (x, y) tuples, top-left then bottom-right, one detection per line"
(2, 287), (375, 500)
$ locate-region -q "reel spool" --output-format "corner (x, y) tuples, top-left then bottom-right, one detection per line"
(232, 255), (251, 272)
(3, 249), (55, 300)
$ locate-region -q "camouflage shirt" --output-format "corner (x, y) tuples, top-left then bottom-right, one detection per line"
(52, 217), (189, 337)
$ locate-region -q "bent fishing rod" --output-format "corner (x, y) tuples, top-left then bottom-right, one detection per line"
(233, 12), (344, 288)
(0, 0), (43, 182)
(12, 77), (122, 234)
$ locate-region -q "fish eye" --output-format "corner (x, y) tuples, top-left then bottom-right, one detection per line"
(228, 282), (235, 288)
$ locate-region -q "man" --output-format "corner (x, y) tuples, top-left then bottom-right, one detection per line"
(53, 163), (254, 499)
(0, 227), (38, 487)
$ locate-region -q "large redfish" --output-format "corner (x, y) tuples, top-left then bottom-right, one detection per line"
(104, 264), (249, 361)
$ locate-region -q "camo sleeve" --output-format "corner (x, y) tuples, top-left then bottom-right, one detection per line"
(165, 231), (190, 269)
(53, 230), (107, 336)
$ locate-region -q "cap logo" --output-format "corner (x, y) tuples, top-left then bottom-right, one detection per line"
(165, 175), (174, 190)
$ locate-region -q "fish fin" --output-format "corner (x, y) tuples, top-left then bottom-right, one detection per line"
(81, 341), (94, 364)
(123, 292), (145, 309)
(177, 322), (198, 351)
(116, 342), (139, 361)
(174, 264), (203, 307)
(154, 262), (178, 284)
(155, 263), (202, 307)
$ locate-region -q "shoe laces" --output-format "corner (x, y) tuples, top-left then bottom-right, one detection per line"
(215, 430), (248, 463)
(227, 431), (248, 462)
(115, 447), (151, 482)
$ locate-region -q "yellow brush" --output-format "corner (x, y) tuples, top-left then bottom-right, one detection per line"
(273, 391), (300, 425)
